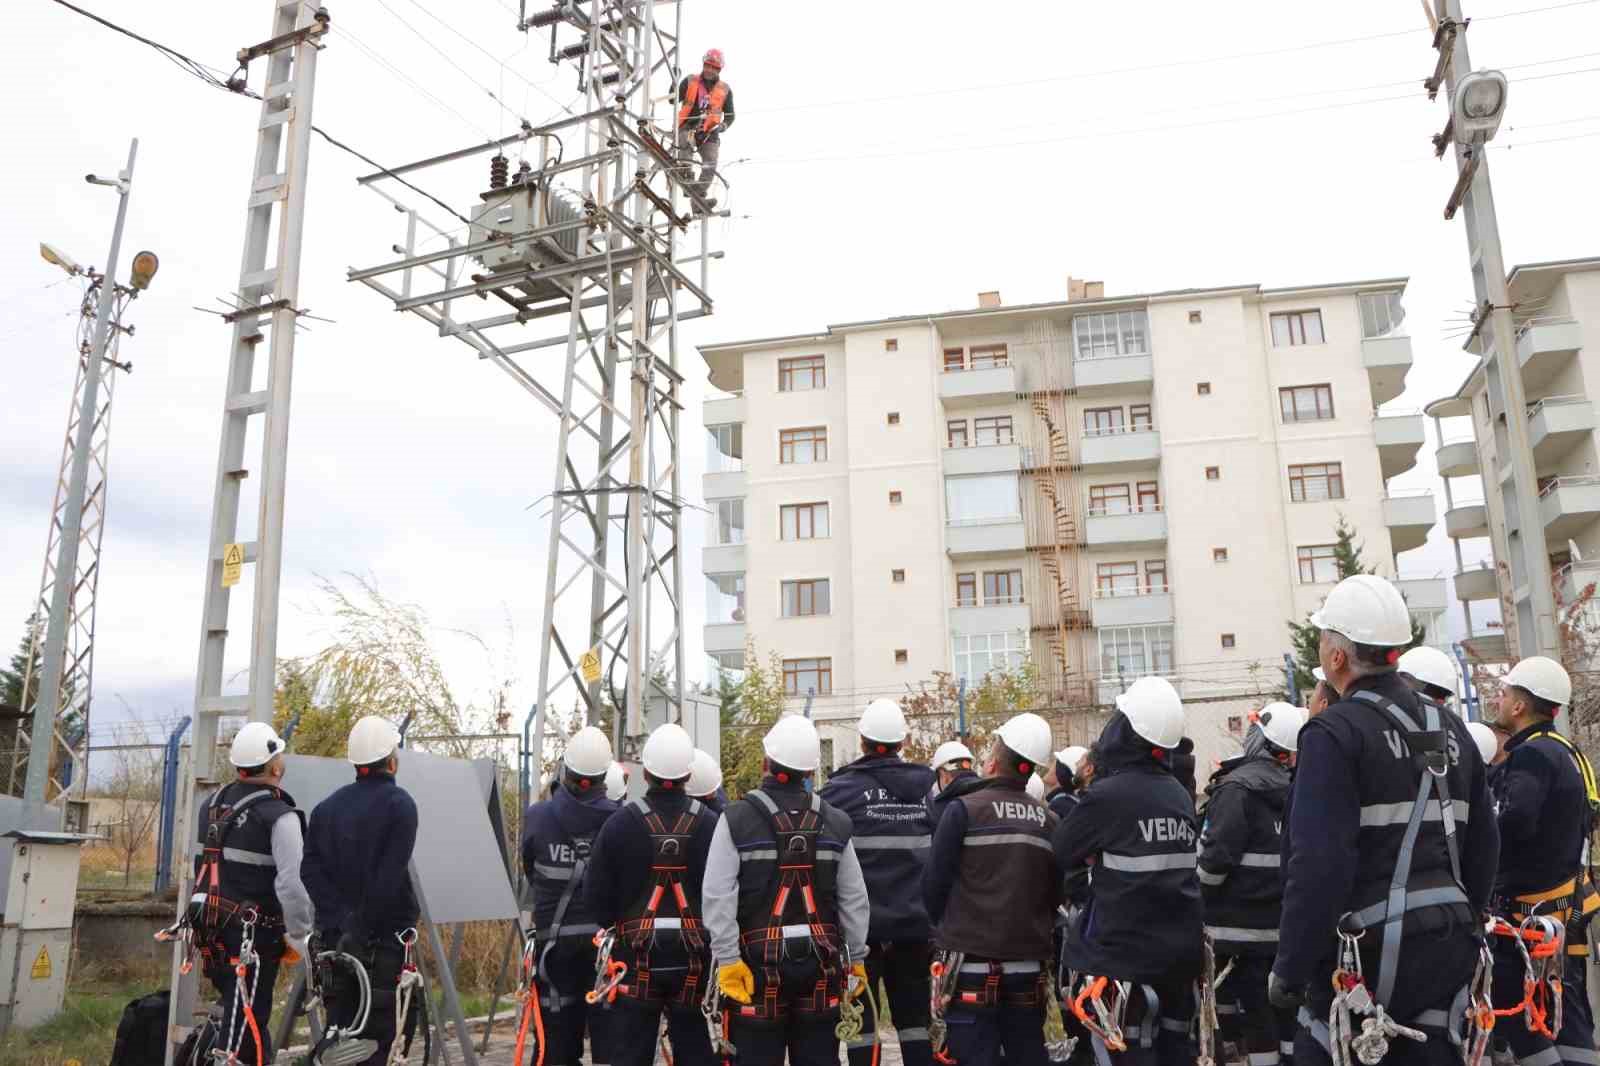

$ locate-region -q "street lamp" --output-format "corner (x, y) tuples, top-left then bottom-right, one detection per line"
(39, 243), (82, 277)
(129, 250), (159, 291)
(1453, 70), (1508, 144)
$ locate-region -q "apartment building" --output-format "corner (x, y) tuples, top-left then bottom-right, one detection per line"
(699, 276), (1446, 771)
(1428, 256), (1600, 663)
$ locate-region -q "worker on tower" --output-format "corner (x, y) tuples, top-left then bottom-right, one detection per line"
(821, 699), (939, 1066)
(584, 723), (718, 1066)
(687, 748), (727, 814)
(674, 48), (734, 209)
(1396, 645), (1460, 712)
(1044, 745), (1090, 820)
(927, 739), (977, 824)
(1198, 702), (1304, 1066)
(519, 725), (619, 1066)
(301, 716), (420, 1066)
(925, 712), (1061, 1066)
(187, 722), (311, 1066)
(1054, 678), (1202, 1066)
(1485, 656), (1600, 1066)
(1269, 575), (1499, 1066)
(702, 714), (870, 1066)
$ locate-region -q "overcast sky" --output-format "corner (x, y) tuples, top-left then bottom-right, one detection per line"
(5, 0), (1599, 747)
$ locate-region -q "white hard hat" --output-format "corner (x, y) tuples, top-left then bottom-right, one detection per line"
(1312, 667), (1327, 683)
(642, 722), (695, 780)
(1055, 746), (1089, 774)
(763, 714), (821, 772)
(996, 712), (1054, 768)
(858, 698), (909, 745)
(346, 716), (401, 766)
(931, 740), (974, 770)
(1257, 702), (1306, 753)
(605, 761), (628, 801)
(1026, 775), (1045, 801)
(1398, 646), (1457, 696)
(564, 726), (614, 777)
(1309, 574), (1413, 648)
(230, 722), (286, 768)
(687, 749), (723, 798)
(1114, 676), (1186, 749)
(1465, 722), (1499, 765)
(1503, 655), (1572, 707)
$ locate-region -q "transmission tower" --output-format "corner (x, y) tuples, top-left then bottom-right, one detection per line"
(351, 0), (723, 755)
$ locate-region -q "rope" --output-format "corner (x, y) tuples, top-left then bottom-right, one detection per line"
(514, 937), (547, 1066)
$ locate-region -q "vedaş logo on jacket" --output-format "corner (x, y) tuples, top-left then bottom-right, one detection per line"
(1137, 817), (1195, 845)
(990, 801), (1047, 825)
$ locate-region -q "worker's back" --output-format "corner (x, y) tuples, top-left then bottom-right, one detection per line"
(302, 771), (420, 941)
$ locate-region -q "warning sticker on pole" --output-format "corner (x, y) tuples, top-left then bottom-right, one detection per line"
(579, 648), (602, 685)
(30, 945), (50, 980)
(221, 543), (244, 588)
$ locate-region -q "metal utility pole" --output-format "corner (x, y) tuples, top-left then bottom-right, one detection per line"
(19, 140), (138, 814)
(1430, 0), (1561, 674)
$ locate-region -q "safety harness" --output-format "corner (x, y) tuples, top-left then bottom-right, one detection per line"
(386, 929), (429, 1066)
(611, 797), (709, 1006)
(536, 831), (599, 1017)
(513, 936), (547, 1066)
(306, 936), (378, 1066)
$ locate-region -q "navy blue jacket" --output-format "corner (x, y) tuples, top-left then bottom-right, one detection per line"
(821, 754), (936, 941)
(585, 787), (717, 930)
(1045, 787), (1078, 822)
(1494, 724), (1593, 897)
(302, 772), (420, 940)
(521, 784), (618, 935)
(695, 787), (729, 815)
(927, 769), (979, 826)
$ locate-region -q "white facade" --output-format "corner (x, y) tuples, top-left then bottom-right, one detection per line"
(1428, 256), (1600, 665)
(699, 277), (1444, 771)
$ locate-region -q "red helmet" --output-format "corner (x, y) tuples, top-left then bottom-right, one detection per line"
(702, 48), (725, 70)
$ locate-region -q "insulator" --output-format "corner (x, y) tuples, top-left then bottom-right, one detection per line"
(526, 6), (563, 28)
(489, 153), (510, 190)
(512, 160), (534, 186)
(557, 41), (588, 61)
(599, 70), (622, 86)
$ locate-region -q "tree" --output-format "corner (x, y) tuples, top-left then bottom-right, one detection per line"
(899, 660), (1045, 766)
(719, 646), (786, 799)
(0, 613), (43, 712)
(96, 720), (164, 886)
(1287, 515), (1426, 693)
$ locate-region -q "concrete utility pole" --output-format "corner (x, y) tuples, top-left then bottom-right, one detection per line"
(1432, 0), (1562, 678)
(23, 139), (138, 814)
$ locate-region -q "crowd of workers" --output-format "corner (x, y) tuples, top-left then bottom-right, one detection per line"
(170, 570), (1600, 1066)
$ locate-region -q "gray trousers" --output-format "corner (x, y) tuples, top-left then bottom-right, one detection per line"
(674, 127), (720, 203)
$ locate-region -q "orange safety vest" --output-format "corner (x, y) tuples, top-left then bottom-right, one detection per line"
(677, 75), (728, 134)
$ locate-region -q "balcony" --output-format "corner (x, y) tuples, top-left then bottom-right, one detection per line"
(704, 394), (745, 426)
(1460, 632), (1511, 663)
(1516, 318), (1583, 393)
(1084, 505), (1168, 548)
(950, 601), (1031, 637)
(1396, 576), (1448, 614)
(1527, 395), (1594, 466)
(703, 622), (747, 655)
(1090, 586), (1175, 629)
(1444, 501), (1488, 539)
(946, 518), (1026, 557)
(703, 541), (745, 575)
(1373, 413), (1426, 480)
(1557, 560), (1600, 608)
(1362, 334), (1413, 408)
(1454, 563), (1499, 602)
(939, 364), (1018, 408)
(1539, 476), (1600, 540)
(1073, 353), (1154, 396)
(1078, 426), (1161, 472)
(1382, 490), (1436, 553)
(942, 443), (1023, 477)
(1435, 437), (1480, 478)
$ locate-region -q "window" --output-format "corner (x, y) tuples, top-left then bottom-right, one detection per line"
(780, 502), (830, 540)
(1279, 384), (1335, 423)
(1205, 466), (1221, 480)
(1089, 483), (1132, 515)
(969, 344), (1009, 369)
(885, 338), (899, 352)
(945, 474), (1020, 522)
(708, 498), (744, 545)
(1099, 624), (1175, 678)
(1213, 547), (1229, 563)
(707, 423), (743, 472)
(1188, 310), (1203, 324)
(947, 420), (969, 448)
(781, 578), (830, 618)
(1084, 407), (1125, 436)
(889, 490), (903, 505)
(887, 412), (901, 425)
(778, 354), (826, 391)
(706, 572), (745, 624)
(1129, 404), (1152, 431)
(1221, 633), (1236, 649)
(1288, 462), (1345, 502)
(956, 572), (978, 607)
(1136, 481), (1160, 512)
(1145, 560), (1168, 592)
(1096, 561), (1141, 596)
(943, 348), (965, 372)
(952, 631), (1028, 683)
(974, 415), (1014, 445)
(984, 570), (1023, 605)
(1358, 291), (1405, 339)
(783, 657), (832, 696)
(1271, 310), (1325, 347)
(1297, 544), (1339, 584)
(779, 426), (827, 464)
(891, 569), (906, 583)
(1073, 309), (1150, 359)
(1197, 382), (1212, 396)
(1228, 715), (1243, 736)
(894, 649), (909, 664)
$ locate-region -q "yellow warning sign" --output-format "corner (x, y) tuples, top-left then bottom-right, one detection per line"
(221, 543), (245, 588)
(579, 648), (602, 685)
(30, 945), (51, 980)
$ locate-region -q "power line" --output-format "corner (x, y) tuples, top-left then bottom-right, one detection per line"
(392, 0), (580, 118)
(338, 22), (499, 140)
(367, 0), (532, 129)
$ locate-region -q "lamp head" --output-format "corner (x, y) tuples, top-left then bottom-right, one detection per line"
(129, 251), (159, 291)
(1453, 70), (1508, 144)
(40, 243), (82, 277)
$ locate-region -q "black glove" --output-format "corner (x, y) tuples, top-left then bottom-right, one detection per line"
(1267, 970), (1304, 1010)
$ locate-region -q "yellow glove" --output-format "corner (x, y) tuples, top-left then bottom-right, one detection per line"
(718, 960), (754, 1004)
(847, 962), (869, 999)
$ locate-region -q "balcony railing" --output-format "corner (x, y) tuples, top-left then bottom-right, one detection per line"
(955, 594), (1026, 608)
(948, 513), (1023, 527)
(1074, 344), (1151, 362)
(947, 438), (1017, 450)
(1540, 475), (1600, 498)
(1093, 583), (1172, 599)
(1517, 315), (1579, 340)
(1527, 393), (1589, 418)
(1086, 503), (1163, 518)
(1083, 422), (1156, 439)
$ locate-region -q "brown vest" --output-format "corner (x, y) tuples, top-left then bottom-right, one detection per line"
(936, 780), (1058, 960)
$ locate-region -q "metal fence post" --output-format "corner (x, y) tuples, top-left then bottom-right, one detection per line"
(154, 716), (192, 894)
